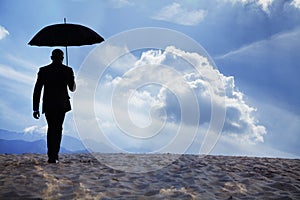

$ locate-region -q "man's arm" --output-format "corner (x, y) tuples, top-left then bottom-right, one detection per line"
(33, 69), (43, 118)
(68, 68), (76, 92)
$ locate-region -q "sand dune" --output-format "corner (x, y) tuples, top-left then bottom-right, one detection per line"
(0, 153), (299, 199)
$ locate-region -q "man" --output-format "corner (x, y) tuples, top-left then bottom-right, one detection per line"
(33, 49), (76, 163)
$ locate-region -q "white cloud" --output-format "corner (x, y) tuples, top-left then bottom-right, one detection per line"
(74, 43), (267, 155)
(24, 125), (47, 134)
(215, 28), (300, 60)
(227, 0), (300, 12)
(152, 3), (207, 26)
(24, 126), (37, 133)
(109, 0), (134, 8)
(228, 0), (300, 12)
(93, 46), (266, 147)
(4, 53), (37, 70)
(257, 0), (274, 12)
(291, 0), (300, 9)
(0, 25), (9, 40)
(227, 0), (274, 13)
(128, 89), (164, 128)
(0, 64), (35, 85)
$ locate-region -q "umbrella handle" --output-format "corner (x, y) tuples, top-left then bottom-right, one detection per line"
(65, 46), (68, 66)
(64, 18), (68, 66)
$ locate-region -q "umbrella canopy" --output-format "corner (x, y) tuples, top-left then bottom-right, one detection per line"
(28, 19), (104, 65)
(28, 23), (104, 47)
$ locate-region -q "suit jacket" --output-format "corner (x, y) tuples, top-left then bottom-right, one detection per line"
(33, 62), (76, 113)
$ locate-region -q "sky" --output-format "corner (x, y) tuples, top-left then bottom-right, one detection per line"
(0, 0), (299, 158)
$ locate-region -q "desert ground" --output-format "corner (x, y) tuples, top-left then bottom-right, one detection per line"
(0, 153), (299, 199)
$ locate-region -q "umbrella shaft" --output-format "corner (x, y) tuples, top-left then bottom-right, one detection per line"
(65, 46), (68, 66)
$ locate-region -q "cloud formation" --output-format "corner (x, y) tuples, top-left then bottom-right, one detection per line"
(90, 45), (266, 153)
(228, 0), (300, 12)
(0, 64), (34, 85)
(24, 125), (47, 135)
(291, 0), (300, 9)
(216, 28), (300, 60)
(0, 26), (9, 40)
(109, 0), (134, 8)
(228, 0), (274, 12)
(152, 3), (207, 26)
(135, 46), (266, 143)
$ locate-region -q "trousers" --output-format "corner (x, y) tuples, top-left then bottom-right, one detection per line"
(45, 111), (65, 160)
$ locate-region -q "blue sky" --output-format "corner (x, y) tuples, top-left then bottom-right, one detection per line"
(0, 0), (300, 158)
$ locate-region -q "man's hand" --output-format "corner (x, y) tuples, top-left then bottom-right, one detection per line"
(33, 111), (40, 119)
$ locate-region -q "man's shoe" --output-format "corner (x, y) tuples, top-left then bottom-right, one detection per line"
(48, 158), (58, 163)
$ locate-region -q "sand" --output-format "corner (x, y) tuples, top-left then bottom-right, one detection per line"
(0, 153), (299, 199)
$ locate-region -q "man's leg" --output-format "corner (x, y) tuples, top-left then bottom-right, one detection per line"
(45, 111), (65, 162)
(45, 112), (56, 162)
(53, 111), (65, 160)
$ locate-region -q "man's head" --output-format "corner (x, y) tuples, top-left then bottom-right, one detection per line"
(51, 49), (64, 63)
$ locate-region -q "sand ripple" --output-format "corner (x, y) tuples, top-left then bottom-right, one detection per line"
(0, 154), (299, 199)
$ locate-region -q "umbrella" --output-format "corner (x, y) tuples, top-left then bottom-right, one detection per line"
(28, 18), (104, 66)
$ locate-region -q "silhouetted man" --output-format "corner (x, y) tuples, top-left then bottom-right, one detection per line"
(33, 49), (76, 163)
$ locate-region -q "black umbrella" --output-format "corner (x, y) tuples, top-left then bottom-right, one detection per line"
(28, 18), (104, 66)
